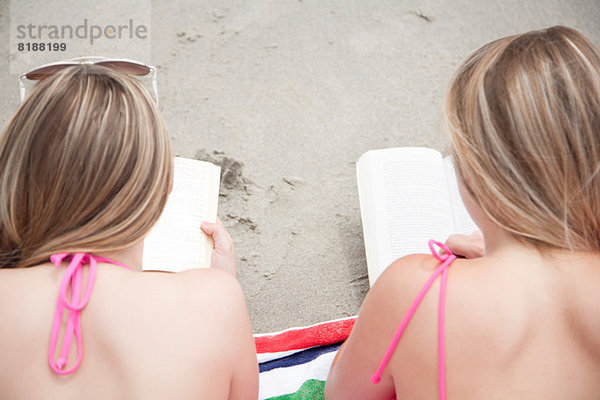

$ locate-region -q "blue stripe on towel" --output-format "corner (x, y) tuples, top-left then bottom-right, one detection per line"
(259, 343), (342, 373)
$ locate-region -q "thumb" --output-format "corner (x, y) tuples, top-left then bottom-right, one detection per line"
(201, 220), (216, 235)
(201, 219), (232, 251)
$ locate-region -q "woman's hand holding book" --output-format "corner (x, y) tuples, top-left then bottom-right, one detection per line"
(201, 218), (237, 276)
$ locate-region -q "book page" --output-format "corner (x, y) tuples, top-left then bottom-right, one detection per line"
(442, 156), (478, 234)
(142, 157), (221, 272)
(357, 147), (455, 286)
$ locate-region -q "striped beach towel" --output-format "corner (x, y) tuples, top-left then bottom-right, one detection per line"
(255, 316), (356, 400)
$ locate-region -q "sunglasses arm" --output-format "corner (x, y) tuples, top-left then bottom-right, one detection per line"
(150, 67), (159, 105)
(18, 62), (159, 105)
(18, 75), (27, 104)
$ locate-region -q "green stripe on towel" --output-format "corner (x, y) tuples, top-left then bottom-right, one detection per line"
(266, 379), (325, 400)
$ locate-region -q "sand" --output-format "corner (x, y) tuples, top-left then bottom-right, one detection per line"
(1, 0), (599, 333)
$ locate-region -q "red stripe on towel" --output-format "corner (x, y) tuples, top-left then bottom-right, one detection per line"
(255, 317), (356, 354)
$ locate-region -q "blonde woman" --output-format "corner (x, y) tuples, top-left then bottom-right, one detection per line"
(0, 64), (258, 399)
(326, 26), (600, 399)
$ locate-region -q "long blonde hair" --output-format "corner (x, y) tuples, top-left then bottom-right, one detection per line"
(0, 65), (173, 268)
(446, 26), (600, 251)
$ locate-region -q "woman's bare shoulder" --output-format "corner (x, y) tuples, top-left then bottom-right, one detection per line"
(174, 268), (251, 331)
(376, 254), (526, 361)
(127, 268), (249, 329)
(379, 253), (489, 299)
(325, 254), (447, 399)
(372, 253), (449, 299)
(174, 267), (246, 300)
(358, 253), (448, 344)
(97, 268), (255, 376)
(375, 254), (496, 327)
(354, 254), (491, 362)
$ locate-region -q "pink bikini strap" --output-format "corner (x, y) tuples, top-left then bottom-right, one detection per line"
(48, 252), (131, 375)
(371, 239), (457, 400)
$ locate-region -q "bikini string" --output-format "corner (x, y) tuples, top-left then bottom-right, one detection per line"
(48, 252), (130, 375)
(371, 239), (456, 400)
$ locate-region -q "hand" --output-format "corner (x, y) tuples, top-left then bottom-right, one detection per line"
(445, 230), (485, 259)
(201, 218), (237, 276)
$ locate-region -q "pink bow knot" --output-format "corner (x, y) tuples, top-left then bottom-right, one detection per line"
(48, 252), (99, 374)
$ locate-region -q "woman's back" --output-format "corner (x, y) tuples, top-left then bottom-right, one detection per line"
(400, 248), (600, 398)
(0, 260), (258, 399)
(328, 246), (600, 399)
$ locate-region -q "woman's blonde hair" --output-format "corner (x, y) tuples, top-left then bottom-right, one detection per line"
(0, 65), (173, 268)
(446, 26), (600, 251)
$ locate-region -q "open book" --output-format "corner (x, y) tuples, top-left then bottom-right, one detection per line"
(356, 147), (478, 286)
(142, 157), (221, 272)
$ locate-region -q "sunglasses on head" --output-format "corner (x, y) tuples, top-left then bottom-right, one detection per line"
(19, 56), (158, 104)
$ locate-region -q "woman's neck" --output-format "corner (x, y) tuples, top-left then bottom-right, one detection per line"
(479, 218), (528, 257)
(96, 240), (144, 271)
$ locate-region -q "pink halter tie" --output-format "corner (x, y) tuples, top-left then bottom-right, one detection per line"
(371, 239), (456, 400)
(48, 252), (131, 375)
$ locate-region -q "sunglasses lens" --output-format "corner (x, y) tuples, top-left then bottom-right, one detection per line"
(98, 61), (151, 76)
(26, 64), (71, 80)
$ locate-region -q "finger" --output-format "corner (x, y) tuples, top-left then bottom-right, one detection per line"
(445, 236), (470, 257)
(201, 221), (216, 234)
(202, 218), (227, 235)
(469, 230), (484, 239)
(458, 241), (484, 258)
(445, 234), (481, 259)
(201, 220), (233, 252)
